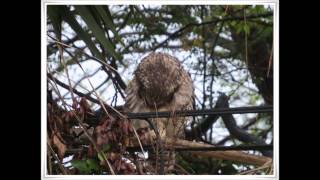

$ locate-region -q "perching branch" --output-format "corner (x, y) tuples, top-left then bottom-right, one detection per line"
(129, 137), (271, 166)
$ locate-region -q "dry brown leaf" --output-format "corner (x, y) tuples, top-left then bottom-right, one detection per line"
(80, 97), (91, 114)
(52, 133), (67, 159)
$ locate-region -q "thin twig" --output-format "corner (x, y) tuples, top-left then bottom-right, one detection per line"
(47, 147), (52, 174)
(47, 142), (68, 175)
(267, 43), (273, 78)
(174, 163), (190, 175)
(144, 118), (164, 175)
(57, 43), (75, 103)
(244, 8), (249, 66)
(48, 73), (102, 106)
(238, 159), (272, 175)
(73, 67), (103, 90)
(132, 126), (146, 155)
(85, 76), (110, 96)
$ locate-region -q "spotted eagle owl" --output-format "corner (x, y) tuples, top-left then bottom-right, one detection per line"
(124, 52), (194, 174)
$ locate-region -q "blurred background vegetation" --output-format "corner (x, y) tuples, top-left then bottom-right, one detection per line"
(47, 5), (274, 175)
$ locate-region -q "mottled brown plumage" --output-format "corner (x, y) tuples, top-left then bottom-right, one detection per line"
(124, 52), (194, 173)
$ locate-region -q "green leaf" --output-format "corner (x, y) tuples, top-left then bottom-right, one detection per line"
(97, 151), (109, 164)
(55, 54), (85, 72)
(230, 21), (237, 26)
(98, 152), (103, 161)
(94, 6), (116, 33)
(74, 5), (121, 60)
(72, 158), (100, 174)
(243, 24), (250, 34)
(86, 159), (100, 172)
(254, 5), (267, 14)
(59, 6), (105, 61)
(235, 22), (243, 34)
(47, 5), (62, 40)
(102, 144), (112, 152)
(71, 159), (91, 174)
(94, 6), (125, 46)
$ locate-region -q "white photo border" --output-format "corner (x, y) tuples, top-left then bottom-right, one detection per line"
(41, 0), (279, 179)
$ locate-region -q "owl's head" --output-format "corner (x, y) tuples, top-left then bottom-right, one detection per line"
(134, 52), (183, 107)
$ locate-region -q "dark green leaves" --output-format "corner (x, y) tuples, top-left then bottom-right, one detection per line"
(47, 5), (63, 40)
(47, 5), (123, 63)
(71, 159), (100, 174)
(102, 144), (112, 152)
(74, 6), (121, 60)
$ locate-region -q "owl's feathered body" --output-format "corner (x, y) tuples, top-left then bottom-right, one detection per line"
(124, 52), (194, 173)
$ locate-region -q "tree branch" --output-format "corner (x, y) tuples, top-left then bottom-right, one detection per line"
(129, 138), (272, 166)
(217, 93), (273, 157)
(152, 12), (273, 51)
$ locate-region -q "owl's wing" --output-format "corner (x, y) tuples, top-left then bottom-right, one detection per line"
(161, 70), (194, 138)
(124, 77), (150, 129)
(171, 71), (194, 111)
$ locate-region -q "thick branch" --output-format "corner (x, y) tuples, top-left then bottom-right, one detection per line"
(129, 138), (271, 166)
(217, 93), (273, 157)
(167, 138), (271, 166)
(216, 117), (259, 145)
